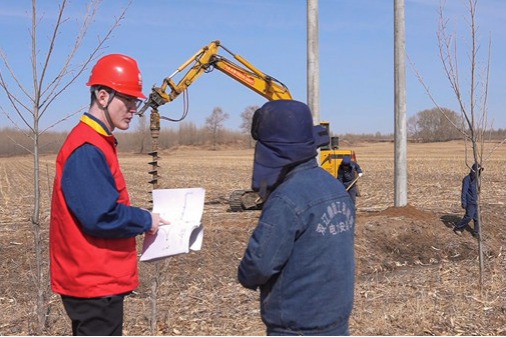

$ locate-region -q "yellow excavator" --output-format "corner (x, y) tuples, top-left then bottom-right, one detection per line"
(137, 40), (356, 211)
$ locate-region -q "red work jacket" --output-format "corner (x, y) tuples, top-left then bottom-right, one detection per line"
(50, 116), (139, 297)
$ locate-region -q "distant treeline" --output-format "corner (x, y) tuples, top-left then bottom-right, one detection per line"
(0, 123), (396, 157)
(2, 123), (504, 157)
(407, 107), (506, 142)
(0, 124), (241, 157)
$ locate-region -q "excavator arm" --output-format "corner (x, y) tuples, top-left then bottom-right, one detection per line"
(136, 40), (292, 117)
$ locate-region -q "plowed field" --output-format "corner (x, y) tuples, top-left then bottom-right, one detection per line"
(1, 140), (505, 335)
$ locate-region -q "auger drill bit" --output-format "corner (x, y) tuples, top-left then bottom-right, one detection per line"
(148, 151), (160, 187)
(148, 109), (161, 202)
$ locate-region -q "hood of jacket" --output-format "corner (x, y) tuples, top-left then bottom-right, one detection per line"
(251, 100), (328, 199)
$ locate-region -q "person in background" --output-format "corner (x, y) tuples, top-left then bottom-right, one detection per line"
(238, 100), (355, 336)
(337, 156), (363, 205)
(49, 54), (169, 336)
(454, 163), (483, 238)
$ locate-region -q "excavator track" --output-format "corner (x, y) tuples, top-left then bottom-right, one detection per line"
(229, 189), (264, 212)
(229, 189), (246, 212)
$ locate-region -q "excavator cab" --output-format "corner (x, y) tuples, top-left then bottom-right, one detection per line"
(318, 122), (356, 179)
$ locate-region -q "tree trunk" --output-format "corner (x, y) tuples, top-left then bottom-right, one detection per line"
(32, 123), (48, 334)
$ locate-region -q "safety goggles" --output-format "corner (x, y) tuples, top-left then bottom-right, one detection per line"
(114, 92), (144, 110)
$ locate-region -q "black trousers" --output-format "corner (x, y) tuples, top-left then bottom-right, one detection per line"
(61, 294), (125, 336)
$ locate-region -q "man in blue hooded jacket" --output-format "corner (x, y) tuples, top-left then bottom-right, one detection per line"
(337, 156), (363, 205)
(454, 163), (483, 238)
(238, 100), (355, 336)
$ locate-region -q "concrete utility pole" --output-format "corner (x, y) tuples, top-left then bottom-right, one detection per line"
(394, 0), (408, 206)
(307, 0), (320, 124)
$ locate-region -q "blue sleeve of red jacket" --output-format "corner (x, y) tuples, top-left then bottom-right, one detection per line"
(61, 143), (151, 238)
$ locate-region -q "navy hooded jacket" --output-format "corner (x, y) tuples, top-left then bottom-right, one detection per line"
(239, 100), (355, 335)
(461, 167), (479, 208)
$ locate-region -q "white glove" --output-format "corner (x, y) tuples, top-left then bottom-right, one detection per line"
(358, 173), (363, 177)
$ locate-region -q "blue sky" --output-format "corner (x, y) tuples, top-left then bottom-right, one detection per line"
(1, 0), (505, 135)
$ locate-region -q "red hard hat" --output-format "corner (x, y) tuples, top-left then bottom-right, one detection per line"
(86, 54), (146, 99)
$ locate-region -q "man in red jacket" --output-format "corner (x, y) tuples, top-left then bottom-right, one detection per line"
(50, 54), (169, 336)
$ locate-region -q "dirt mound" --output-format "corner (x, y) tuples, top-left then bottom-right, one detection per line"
(374, 203), (438, 221)
(355, 204), (480, 275)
